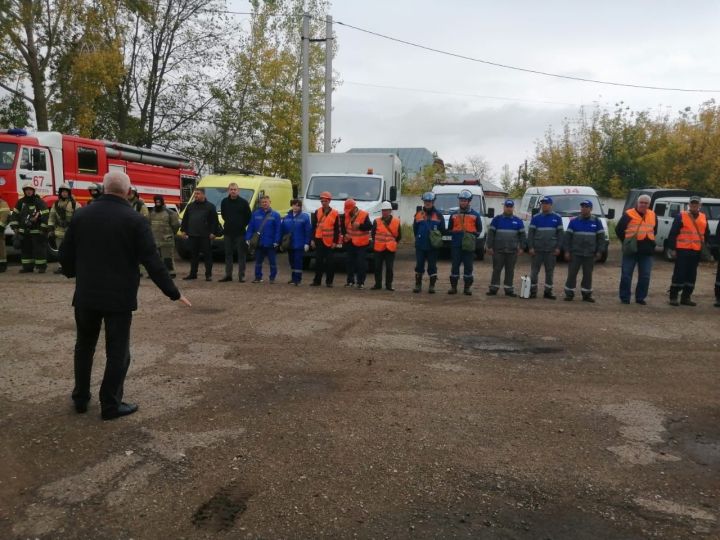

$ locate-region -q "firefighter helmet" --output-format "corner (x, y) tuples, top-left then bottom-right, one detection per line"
(58, 183), (72, 194)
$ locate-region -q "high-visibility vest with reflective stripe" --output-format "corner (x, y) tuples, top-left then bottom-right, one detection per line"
(625, 208), (656, 241)
(344, 209), (370, 246)
(676, 211), (707, 251)
(315, 208), (338, 247)
(414, 209), (442, 224)
(374, 217), (400, 252)
(450, 212), (478, 233)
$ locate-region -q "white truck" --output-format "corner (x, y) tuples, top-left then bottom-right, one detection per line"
(303, 153), (402, 219)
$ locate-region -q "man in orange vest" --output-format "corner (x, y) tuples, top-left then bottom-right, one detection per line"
(615, 194), (657, 305)
(668, 196), (709, 306)
(310, 191), (340, 287)
(370, 201), (401, 291)
(342, 199), (372, 288)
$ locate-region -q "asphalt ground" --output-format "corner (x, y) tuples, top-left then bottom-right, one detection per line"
(1, 244), (718, 539)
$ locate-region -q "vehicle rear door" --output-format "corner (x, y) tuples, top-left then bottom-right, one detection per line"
(17, 145), (53, 197)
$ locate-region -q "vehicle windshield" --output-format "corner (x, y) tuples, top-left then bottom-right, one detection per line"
(550, 195), (603, 216)
(433, 193), (483, 215)
(195, 187), (254, 210)
(306, 176), (381, 201)
(700, 204), (720, 220)
(0, 142), (17, 170)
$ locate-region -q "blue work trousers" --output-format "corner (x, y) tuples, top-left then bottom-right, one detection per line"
(288, 249), (304, 284)
(450, 247), (474, 280)
(415, 248), (439, 276)
(619, 253), (653, 302)
(255, 246), (277, 280)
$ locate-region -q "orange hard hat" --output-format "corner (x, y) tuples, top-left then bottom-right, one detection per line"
(344, 198), (356, 210)
(320, 191), (332, 200)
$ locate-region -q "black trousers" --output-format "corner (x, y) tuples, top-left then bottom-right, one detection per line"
(224, 233), (247, 278)
(189, 235), (213, 277)
(374, 250), (395, 288)
(313, 242), (335, 285)
(72, 307), (133, 412)
(345, 244), (368, 284)
(20, 232), (48, 268)
(670, 249), (701, 295)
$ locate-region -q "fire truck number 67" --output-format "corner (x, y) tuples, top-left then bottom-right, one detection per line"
(32, 175), (45, 187)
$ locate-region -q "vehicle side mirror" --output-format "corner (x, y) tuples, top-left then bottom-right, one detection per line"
(389, 186), (397, 201)
(531, 207), (539, 216)
(606, 208), (615, 219)
(487, 208), (495, 218)
(391, 202), (398, 210)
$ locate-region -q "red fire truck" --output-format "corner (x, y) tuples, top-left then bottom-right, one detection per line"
(1, 128), (197, 256)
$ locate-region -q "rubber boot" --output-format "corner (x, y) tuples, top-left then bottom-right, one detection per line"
(412, 273), (422, 293)
(581, 292), (595, 303)
(0, 262), (6, 273)
(428, 276), (437, 294)
(19, 265), (34, 273)
(463, 278), (473, 296)
(164, 258), (176, 278)
(668, 286), (680, 306)
(448, 277), (458, 295)
(680, 291), (696, 306)
(543, 289), (557, 300)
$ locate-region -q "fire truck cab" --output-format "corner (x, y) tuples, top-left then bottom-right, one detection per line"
(1, 128), (197, 257)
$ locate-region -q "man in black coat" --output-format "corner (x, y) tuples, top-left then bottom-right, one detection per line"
(219, 182), (252, 282)
(180, 187), (219, 281)
(60, 171), (191, 420)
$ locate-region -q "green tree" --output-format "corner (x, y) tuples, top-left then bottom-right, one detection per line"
(0, 90), (31, 126)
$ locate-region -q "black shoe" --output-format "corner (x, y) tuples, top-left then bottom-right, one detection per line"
(463, 289), (472, 296)
(19, 267), (33, 273)
(357, 284), (364, 290)
(101, 402), (138, 421)
(714, 300), (720, 308)
(345, 282), (354, 287)
(486, 290), (498, 296)
(582, 296), (596, 303)
(0, 263), (6, 273)
(252, 278), (263, 283)
(680, 297), (697, 306)
(669, 298), (679, 306)
(326, 283), (334, 288)
(219, 276), (233, 282)
(620, 299), (630, 304)
(205, 276), (212, 282)
(371, 284), (382, 290)
(636, 299), (647, 305)
(386, 286), (395, 291)
(505, 291), (517, 297)
(182, 275), (197, 280)
(74, 401), (88, 414)
(309, 282), (321, 287)
(543, 292), (556, 300)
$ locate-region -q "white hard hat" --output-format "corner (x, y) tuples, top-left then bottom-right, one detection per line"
(381, 201), (393, 210)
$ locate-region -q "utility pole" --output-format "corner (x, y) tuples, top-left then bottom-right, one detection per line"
(301, 13), (310, 194)
(324, 15), (333, 153)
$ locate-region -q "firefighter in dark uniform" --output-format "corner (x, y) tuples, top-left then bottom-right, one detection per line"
(48, 183), (78, 274)
(9, 185), (49, 273)
(87, 183), (103, 204)
(0, 194), (9, 272)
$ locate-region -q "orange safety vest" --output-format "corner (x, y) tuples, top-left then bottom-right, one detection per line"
(344, 209), (370, 246)
(374, 216), (400, 252)
(414, 209), (442, 224)
(624, 208), (656, 241)
(676, 211), (707, 251)
(450, 212), (478, 233)
(315, 207), (339, 247)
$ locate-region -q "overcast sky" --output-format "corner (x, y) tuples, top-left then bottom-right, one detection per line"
(230, 0), (720, 180)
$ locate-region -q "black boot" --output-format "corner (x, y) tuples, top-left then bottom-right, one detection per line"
(680, 291), (697, 306)
(19, 266), (33, 273)
(543, 290), (556, 300)
(164, 258), (176, 278)
(412, 273), (422, 293)
(463, 278), (473, 296)
(668, 286), (680, 306)
(428, 276), (437, 294)
(581, 293), (595, 303)
(715, 286), (720, 307)
(0, 262), (7, 273)
(448, 277), (458, 295)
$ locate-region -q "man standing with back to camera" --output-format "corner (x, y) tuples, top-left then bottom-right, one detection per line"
(60, 171), (191, 420)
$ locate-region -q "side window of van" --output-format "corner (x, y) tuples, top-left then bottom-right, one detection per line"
(668, 204), (681, 218)
(527, 196), (538, 212)
(654, 203), (666, 217)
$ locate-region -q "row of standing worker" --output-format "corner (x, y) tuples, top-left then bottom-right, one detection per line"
(2, 183), (719, 307)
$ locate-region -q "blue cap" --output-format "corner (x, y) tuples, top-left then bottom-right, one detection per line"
(504, 199), (515, 207)
(540, 196), (553, 204)
(580, 199), (593, 208)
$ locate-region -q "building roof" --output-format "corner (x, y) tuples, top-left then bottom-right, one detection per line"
(346, 147), (435, 175)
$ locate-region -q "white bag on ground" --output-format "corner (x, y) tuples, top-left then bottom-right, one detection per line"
(520, 275), (531, 298)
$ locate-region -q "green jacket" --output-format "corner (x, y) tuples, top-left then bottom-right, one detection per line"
(48, 198), (78, 238)
(149, 207), (180, 247)
(129, 195), (149, 218)
(0, 198), (9, 228)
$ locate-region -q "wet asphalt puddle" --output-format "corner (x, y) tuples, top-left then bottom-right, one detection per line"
(192, 480), (252, 532)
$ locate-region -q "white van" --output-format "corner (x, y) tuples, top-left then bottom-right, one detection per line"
(518, 186), (615, 263)
(651, 196), (720, 260)
(431, 182), (494, 260)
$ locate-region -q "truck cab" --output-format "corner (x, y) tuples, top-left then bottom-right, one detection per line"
(518, 186), (614, 263)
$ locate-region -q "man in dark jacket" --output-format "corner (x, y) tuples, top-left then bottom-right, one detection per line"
(59, 171), (191, 420)
(219, 182), (252, 282)
(180, 187), (220, 281)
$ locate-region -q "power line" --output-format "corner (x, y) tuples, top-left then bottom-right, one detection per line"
(343, 80), (582, 107)
(207, 9), (720, 93)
